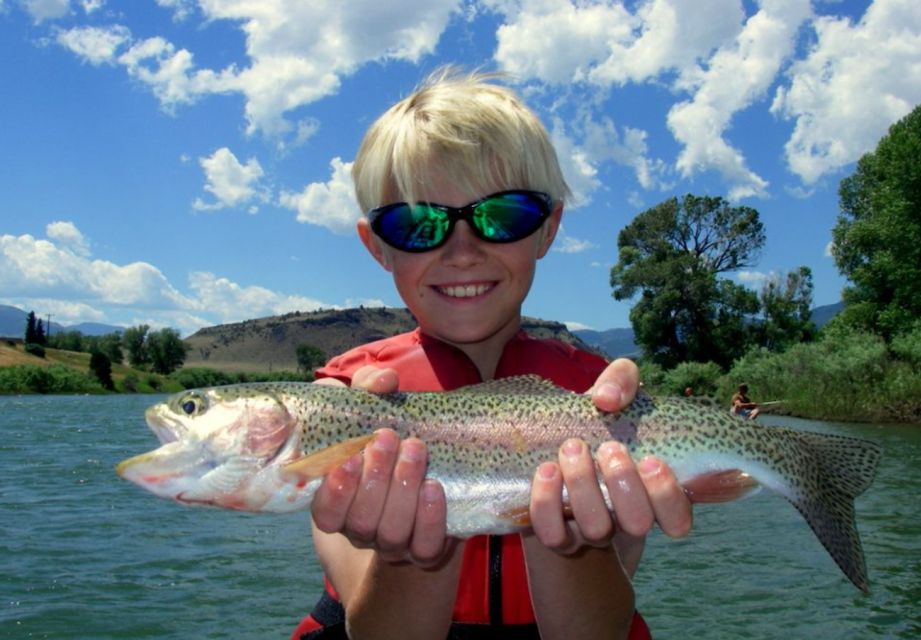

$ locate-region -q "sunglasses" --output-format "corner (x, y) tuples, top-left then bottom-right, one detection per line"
(367, 190), (554, 253)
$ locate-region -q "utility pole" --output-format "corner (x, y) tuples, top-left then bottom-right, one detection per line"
(46, 313), (53, 340)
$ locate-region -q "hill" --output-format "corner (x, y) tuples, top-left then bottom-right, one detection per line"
(183, 307), (597, 372)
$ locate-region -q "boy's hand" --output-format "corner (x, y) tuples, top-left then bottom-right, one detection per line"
(529, 358), (693, 555)
(587, 357), (639, 412)
(311, 366), (453, 567)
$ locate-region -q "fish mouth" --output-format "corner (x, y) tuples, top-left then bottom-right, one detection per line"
(145, 405), (184, 444)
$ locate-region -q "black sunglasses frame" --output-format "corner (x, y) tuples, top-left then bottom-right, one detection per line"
(367, 189), (554, 253)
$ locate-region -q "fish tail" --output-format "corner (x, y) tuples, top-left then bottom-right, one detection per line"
(785, 431), (882, 593)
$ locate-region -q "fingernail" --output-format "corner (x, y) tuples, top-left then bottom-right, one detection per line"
(562, 439), (583, 456)
(400, 440), (424, 463)
(598, 441), (627, 461)
(638, 458), (661, 476)
(538, 462), (557, 480)
(372, 430), (398, 453)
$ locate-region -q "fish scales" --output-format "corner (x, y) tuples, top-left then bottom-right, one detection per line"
(116, 376), (882, 593)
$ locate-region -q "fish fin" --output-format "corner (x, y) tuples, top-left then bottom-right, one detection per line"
(453, 375), (572, 396)
(282, 434), (375, 480)
(682, 470), (761, 503)
(787, 432), (882, 593)
(497, 505), (532, 528)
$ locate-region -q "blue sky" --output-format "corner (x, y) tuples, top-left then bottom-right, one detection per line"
(2, 0), (919, 336)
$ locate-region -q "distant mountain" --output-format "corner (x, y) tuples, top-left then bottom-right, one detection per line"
(811, 301), (844, 328)
(573, 328), (639, 359)
(0, 305), (123, 339)
(183, 307), (595, 373)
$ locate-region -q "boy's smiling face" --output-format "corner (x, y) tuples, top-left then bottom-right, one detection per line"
(358, 179), (562, 355)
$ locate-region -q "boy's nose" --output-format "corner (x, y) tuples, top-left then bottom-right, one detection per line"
(440, 220), (486, 266)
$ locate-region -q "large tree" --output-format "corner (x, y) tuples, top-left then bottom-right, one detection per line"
(758, 267), (816, 352)
(611, 194), (764, 368)
(832, 103), (921, 340)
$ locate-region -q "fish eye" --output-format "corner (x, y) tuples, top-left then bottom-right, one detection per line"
(178, 393), (206, 416)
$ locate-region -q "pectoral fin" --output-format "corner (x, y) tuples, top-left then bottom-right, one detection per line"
(682, 469), (761, 504)
(282, 434), (375, 480)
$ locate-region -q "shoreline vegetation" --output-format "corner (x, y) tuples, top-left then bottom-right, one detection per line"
(2, 325), (919, 424)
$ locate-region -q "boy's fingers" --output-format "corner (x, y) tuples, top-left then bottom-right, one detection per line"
(638, 457), (693, 538)
(529, 462), (570, 550)
(311, 453), (362, 533)
(596, 442), (654, 537)
(589, 358), (639, 413)
(352, 366), (399, 393)
(409, 480), (449, 566)
(343, 429), (400, 545)
(376, 439), (428, 554)
(558, 439), (613, 545)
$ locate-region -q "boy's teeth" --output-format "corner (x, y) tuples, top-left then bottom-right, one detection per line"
(440, 284), (490, 298)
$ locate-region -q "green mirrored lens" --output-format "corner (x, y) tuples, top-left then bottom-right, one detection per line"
(381, 204), (449, 250)
(473, 194), (544, 241)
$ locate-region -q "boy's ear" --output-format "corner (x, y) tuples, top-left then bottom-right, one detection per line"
(357, 218), (392, 271)
(537, 203), (563, 259)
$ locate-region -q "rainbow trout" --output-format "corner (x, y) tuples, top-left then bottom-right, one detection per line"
(116, 376), (881, 592)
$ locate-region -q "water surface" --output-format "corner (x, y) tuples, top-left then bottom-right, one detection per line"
(2, 396), (918, 639)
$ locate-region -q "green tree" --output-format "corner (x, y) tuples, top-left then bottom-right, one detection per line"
(759, 266), (816, 351)
(122, 325), (150, 368)
(296, 343), (326, 375)
(24, 311), (37, 344)
(610, 194), (765, 368)
(89, 350), (115, 390)
(833, 103), (921, 340)
(147, 328), (188, 375)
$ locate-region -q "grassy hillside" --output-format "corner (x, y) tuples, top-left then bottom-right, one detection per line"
(184, 307), (598, 373)
(0, 341), (182, 394)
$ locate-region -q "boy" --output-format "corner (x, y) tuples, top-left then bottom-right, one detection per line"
(293, 68), (692, 640)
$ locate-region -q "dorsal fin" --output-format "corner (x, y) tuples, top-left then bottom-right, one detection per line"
(451, 375), (574, 396)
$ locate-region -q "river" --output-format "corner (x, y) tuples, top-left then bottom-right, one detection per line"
(1, 395), (918, 639)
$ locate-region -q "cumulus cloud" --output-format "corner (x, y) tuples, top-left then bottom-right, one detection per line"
(187, 272), (333, 322)
(45, 221), (90, 257)
(53, 0), (459, 138)
(192, 147), (268, 212)
(0, 223), (338, 334)
(54, 24), (131, 65)
(20, 0), (69, 23)
(0, 226), (192, 308)
(278, 157), (360, 234)
(771, 0), (921, 183)
(667, 0), (812, 200)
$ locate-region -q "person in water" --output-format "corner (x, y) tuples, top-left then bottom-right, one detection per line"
(292, 68), (693, 640)
(731, 383), (760, 420)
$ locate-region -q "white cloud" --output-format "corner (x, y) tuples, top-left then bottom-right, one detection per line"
(55, 0), (460, 138)
(278, 157), (360, 234)
(667, 0), (812, 200)
(54, 25), (130, 65)
(187, 272), (333, 322)
(552, 233), (596, 254)
(21, 0), (69, 23)
(0, 223), (341, 334)
(494, 0), (743, 87)
(192, 147), (267, 212)
(0, 228), (192, 308)
(771, 0), (921, 184)
(824, 240), (834, 258)
(564, 320), (593, 332)
(737, 270), (770, 286)
(46, 221), (90, 257)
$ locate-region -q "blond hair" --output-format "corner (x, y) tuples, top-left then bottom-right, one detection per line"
(352, 67), (570, 211)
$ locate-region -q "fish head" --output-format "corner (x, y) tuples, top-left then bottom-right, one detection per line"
(117, 384), (321, 512)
